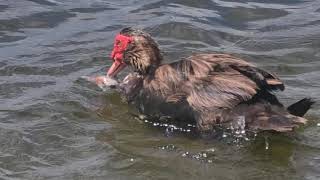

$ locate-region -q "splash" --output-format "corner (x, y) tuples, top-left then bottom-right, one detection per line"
(138, 114), (257, 146)
(231, 115), (246, 137)
(137, 115), (196, 135)
(158, 144), (216, 164)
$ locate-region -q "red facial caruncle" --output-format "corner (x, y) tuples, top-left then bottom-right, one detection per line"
(107, 34), (133, 77)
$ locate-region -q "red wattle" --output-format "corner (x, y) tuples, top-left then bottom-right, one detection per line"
(107, 33), (133, 77)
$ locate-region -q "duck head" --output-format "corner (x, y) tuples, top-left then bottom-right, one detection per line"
(107, 27), (163, 77)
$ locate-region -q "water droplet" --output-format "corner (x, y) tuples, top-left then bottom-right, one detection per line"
(182, 152), (189, 157)
(222, 134), (227, 138)
(144, 120), (148, 123)
(140, 104), (145, 112)
(265, 137), (269, 150)
(186, 129), (191, 132)
(139, 114), (146, 120)
(317, 123), (320, 127)
(202, 153), (207, 158)
(193, 154), (200, 160)
(130, 158), (134, 162)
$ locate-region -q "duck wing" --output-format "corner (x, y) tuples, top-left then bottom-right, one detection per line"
(168, 53), (284, 105)
(175, 53), (284, 91)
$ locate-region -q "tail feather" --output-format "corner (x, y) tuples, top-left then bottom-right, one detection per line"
(287, 98), (315, 117)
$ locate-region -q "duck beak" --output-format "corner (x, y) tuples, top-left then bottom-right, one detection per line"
(107, 58), (126, 77)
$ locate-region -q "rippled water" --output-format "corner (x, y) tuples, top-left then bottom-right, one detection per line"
(1, 0), (320, 179)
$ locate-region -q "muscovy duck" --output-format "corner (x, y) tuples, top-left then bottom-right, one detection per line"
(99, 27), (314, 133)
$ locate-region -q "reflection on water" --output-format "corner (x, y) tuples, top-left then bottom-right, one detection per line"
(0, 0), (320, 179)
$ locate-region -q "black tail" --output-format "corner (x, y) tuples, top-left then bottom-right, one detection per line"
(287, 98), (315, 117)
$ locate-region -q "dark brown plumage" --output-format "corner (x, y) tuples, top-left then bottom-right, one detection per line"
(109, 27), (314, 134)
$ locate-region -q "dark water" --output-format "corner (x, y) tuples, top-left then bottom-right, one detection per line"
(1, 0), (320, 179)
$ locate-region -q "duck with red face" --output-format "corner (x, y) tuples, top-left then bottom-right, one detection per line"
(107, 34), (133, 77)
(103, 27), (314, 135)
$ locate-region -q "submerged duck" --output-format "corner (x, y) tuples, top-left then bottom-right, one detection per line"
(100, 27), (314, 134)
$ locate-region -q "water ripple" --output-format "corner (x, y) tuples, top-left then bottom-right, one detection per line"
(0, 0), (319, 179)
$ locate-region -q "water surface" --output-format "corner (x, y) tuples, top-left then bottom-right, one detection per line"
(0, 0), (320, 179)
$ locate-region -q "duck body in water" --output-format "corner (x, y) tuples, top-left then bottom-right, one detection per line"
(97, 27), (314, 134)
